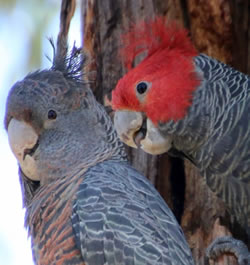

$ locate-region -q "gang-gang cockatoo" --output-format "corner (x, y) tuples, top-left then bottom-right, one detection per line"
(112, 17), (250, 264)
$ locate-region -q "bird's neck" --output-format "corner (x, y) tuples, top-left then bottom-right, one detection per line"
(94, 101), (128, 163)
(171, 66), (249, 170)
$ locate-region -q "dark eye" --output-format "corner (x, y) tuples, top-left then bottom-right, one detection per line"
(136, 82), (148, 94)
(47, 109), (57, 120)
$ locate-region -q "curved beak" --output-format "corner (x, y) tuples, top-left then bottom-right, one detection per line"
(114, 110), (172, 155)
(8, 118), (39, 180)
(140, 119), (172, 155)
(114, 110), (143, 149)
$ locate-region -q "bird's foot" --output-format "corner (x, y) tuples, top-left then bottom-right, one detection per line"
(206, 236), (250, 265)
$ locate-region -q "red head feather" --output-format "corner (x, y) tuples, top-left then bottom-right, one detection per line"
(112, 17), (200, 124)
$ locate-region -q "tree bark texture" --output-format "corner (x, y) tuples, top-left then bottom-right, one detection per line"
(81, 0), (250, 264)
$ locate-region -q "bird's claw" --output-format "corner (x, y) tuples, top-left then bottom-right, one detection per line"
(206, 236), (250, 265)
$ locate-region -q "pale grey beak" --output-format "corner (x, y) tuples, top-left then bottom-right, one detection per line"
(8, 118), (39, 180)
(114, 110), (172, 155)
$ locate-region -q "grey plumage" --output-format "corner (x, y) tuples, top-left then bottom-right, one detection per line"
(72, 161), (194, 265)
(4, 45), (194, 264)
(159, 54), (250, 234)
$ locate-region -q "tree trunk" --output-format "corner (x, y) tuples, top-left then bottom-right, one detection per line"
(80, 0), (250, 264)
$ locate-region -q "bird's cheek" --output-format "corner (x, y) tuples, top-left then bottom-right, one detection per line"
(7, 118), (40, 181)
(140, 119), (172, 155)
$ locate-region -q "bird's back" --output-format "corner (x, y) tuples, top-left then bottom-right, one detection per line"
(194, 54), (250, 233)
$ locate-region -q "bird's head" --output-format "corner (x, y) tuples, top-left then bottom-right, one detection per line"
(5, 43), (126, 206)
(112, 17), (201, 154)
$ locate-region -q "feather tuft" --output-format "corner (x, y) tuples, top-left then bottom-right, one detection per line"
(120, 17), (197, 70)
(50, 38), (87, 81)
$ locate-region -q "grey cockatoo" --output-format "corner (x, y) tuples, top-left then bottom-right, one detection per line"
(4, 41), (195, 265)
(112, 17), (250, 264)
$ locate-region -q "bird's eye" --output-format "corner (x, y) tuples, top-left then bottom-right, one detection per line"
(47, 110), (57, 120)
(136, 82), (148, 94)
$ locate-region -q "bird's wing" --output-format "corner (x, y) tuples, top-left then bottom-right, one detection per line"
(71, 161), (194, 265)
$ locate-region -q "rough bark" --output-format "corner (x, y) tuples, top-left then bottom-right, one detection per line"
(81, 0), (249, 264)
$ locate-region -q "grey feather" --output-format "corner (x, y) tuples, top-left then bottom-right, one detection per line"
(159, 54), (250, 234)
(72, 161), (194, 265)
